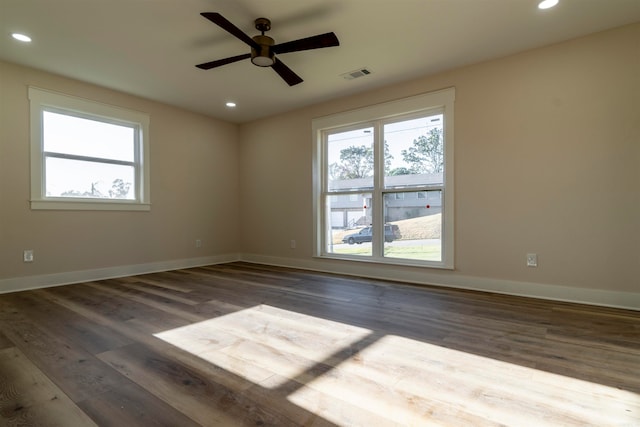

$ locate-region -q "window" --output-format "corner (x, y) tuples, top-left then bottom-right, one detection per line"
(313, 88), (454, 268)
(29, 87), (150, 210)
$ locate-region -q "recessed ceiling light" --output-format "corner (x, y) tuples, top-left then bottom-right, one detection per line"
(538, 0), (559, 10)
(225, 102), (236, 108)
(11, 33), (32, 42)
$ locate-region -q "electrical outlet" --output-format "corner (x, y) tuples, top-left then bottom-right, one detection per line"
(290, 240), (296, 249)
(195, 239), (202, 248)
(23, 250), (34, 262)
(526, 253), (538, 267)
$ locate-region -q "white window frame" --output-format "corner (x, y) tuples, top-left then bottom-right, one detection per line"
(29, 87), (150, 211)
(312, 88), (455, 269)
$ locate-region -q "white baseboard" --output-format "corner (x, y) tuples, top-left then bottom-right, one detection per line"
(240, 253), (640, 311)
(0, 254), (241, 294)
(2, 252), (638, 311)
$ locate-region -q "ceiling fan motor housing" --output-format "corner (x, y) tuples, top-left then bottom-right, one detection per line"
(251, 35), (275, 66)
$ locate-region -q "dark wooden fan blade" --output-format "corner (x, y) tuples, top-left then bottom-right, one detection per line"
(272, 58), (303, 86)
(272, 32), (339, 55)
(200, 12), (259, 49)
(195, 53), (251, 70)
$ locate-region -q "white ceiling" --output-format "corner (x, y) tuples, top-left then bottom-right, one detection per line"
(2, 0), (640, 123)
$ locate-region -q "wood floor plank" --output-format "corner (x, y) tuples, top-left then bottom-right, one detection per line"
(49, 283), (193, 331)
(198, 268), (354, 303)
(85, 281), (204, 323)
(0, 330), (12, 350)
(1, 290), (133, 355)
(97, 342), (303, 426)
(119, 274), (194, 293)
(77, 382), (202, 427)
(48, 283), (138, 322)
(116, 281), (202, 305)
(251, 374), (394, 427)
(0, 347), (98, 426)
(0, 317), (130, 403)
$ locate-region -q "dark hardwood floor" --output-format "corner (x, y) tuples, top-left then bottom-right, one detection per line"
(1, 262), (639, 426)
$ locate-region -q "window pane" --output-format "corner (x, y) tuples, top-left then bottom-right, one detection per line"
(327, 127), (374, 191)
(45, 157), (135, 199)
(326, 193), (372, 257)
(384, 114), (443, 188)
(43, 110), (135, 162)
(383, 191), (442, 262)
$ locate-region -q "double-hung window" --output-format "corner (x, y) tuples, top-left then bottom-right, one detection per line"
(313, 88), (454, 268)
(29, 87), (150, 210)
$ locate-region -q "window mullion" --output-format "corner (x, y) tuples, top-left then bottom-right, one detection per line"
(372, 121), (385, 257)
(44, 151), (136, 167)
(134, 127), (143, 200)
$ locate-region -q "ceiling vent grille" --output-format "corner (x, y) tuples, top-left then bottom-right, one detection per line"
(341, 68), (372, 80)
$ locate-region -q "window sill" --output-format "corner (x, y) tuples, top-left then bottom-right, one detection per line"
(316, 253), (453, 270)
(31, 199), (151, 211)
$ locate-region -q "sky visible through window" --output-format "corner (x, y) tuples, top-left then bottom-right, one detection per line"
(43, 111), (136, 199)
(327, 114), (443, 173)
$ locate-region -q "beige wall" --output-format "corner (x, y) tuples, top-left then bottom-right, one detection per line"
(239, 23), (640, 295)
(1, 23), (638, 305)
(0, 61), (241, 280)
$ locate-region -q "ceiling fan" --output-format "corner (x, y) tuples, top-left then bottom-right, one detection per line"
(195, 12), (339, 86)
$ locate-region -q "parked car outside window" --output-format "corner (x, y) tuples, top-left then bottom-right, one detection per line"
(342, 224), (401, 245)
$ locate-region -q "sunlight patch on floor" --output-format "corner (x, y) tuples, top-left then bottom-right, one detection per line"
(287, 334), (640, 426)
(153, 304), (371, 388)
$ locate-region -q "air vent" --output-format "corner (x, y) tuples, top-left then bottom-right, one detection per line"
(341, 68), (373, 80)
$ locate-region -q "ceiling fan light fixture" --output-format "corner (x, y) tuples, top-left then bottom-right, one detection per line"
(251, 53), (275, 67)
(251, 34), (275, 67)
